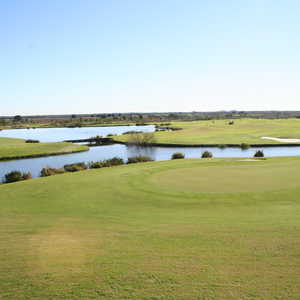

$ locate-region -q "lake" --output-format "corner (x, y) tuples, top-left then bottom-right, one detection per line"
(0, 125), (155, 142)
(1, 125), (300, 179)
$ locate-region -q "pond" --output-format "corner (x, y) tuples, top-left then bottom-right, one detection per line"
(1, 143), (300, 179)
(0, 125), (155, 142)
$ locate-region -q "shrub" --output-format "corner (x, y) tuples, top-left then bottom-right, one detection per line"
(254, 150), (264, 158)
(25, 139), (39, 143)
(218, 144), (227, 149)
(107, 133), (113, 137)
(64, 162), (87, 172)
(92, 135), (103, 145)
(40, 167), (65, 177)
(127, 132), (156, 145)
(228, 120), (235, 125)
(21, 172), (32, 180)
(127, 155), (153, 164)
(201, 151), (213, 158)
(107, 157), (124, 166)
(171, 152), (185, 159)
(241, 143), (250, 150)
(4, 171), (32, 183)
(89, 161), (106, 169)
(89, 157), (124, 168)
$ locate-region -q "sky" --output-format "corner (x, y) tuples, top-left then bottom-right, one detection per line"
(1, 0), (300, 115)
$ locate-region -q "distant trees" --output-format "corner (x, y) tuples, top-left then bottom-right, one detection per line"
(13, 115), (22, 122)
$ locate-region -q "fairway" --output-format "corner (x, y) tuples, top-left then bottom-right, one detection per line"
(1, 158), (300, 299)
(115, 118), (300, 145)
(150, 159), (300, 193)
(0, 137), (88, 160)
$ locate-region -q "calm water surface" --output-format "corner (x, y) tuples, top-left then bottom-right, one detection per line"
(0, 125), (155, 142)
(1, 144), (300, 179)
(0, 125), (300, 179)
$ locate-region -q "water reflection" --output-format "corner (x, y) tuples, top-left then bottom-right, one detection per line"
(0, 144), (300, 180)
(127, 145), (157, 159)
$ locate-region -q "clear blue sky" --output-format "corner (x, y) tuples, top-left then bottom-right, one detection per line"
(1, 0), (300, 115)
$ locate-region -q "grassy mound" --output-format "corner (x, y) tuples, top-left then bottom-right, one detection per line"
(0, 137), (88, 160)
(150, 159), (300, 193)
(0, 157), (300, 299)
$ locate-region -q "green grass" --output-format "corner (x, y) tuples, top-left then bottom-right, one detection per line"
(0, 137), (88, 160)
(114, 118), (300, 145)
(1, 157), (300, 299)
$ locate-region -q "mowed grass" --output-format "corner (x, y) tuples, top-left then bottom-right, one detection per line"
(0, 137), (88, 160)
(1, 158), (300, 299)
(115, 118), (300, 145)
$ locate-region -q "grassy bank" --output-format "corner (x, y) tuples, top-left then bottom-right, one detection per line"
(114, 118), (300, 146)
(0, 157), (299, 299)
(0, 137), (88, 160)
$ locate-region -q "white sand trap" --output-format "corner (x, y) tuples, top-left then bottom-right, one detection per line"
(261, 136), (300, 143)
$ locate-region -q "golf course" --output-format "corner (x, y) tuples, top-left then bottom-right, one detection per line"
(115, 118), (300, 145)
(1, 157), (299, 299)
(0, 137), (88, 160)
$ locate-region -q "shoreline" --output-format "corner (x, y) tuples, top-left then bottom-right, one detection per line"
(0, 123), (153, 131)
(116, 141), (300, 148)
(0, 148), (89, 162)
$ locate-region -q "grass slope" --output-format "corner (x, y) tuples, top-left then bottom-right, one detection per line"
(0, 137), (88, 160)
(0, 157), (300, 299)
(115, 118), (300, 145)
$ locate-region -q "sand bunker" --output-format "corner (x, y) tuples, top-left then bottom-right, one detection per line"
(261, 136), (300, 143)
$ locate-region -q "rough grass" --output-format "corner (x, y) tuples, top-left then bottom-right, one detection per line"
(114, 118), (300, 145)
(0, 157), (300, 299)
(0, 137), (88, 160)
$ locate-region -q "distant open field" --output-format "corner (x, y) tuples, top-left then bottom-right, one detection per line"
(1, 157), (299, 299)
(115, 118), (300, 145)
(0, 137), (88, 160)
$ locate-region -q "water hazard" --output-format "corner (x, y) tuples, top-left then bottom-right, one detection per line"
(0, 125), (300, 179)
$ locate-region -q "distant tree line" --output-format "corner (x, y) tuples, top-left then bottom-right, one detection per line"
(2, 111), (300, 128)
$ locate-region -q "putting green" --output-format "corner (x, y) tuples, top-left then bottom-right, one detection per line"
(150, 160), (300, 193)
(1, 157), (300, 299)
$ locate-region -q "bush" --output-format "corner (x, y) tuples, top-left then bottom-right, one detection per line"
(4, 171), (32, 183)
(21, 172), (32, 180)
(25, 139), (39, 143)
(127, 155), (153, 164)
(89, 157), (124, 169)
(64, 162), (87, 172)
(40, 167), (65, 177)
(218, 144), (227, 149)
(127, 132), (156, 145)
(107, 157), (124, 166)
(201, 151), (213, 158)
(171, 152), (185, 159)
(254, 150), (264, 158)
(241, 143), (250, 150)
(123, 130), (143, 135)
(89, 161), (106, 169)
